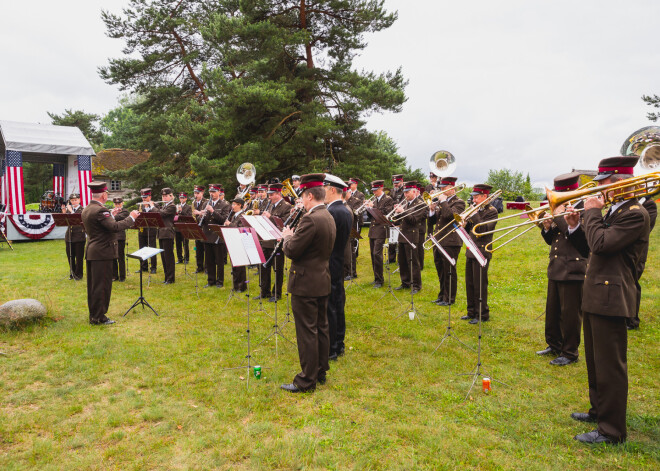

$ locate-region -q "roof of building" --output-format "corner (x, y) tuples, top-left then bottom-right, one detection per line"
(92, 148), (150, 175)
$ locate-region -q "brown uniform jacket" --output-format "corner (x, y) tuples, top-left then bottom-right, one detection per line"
(283, 205), (337, 297)
(396, 197), (425, 244)
(581, 199), (650, 317)
(368, 194), (394, 239)
(429, 196), (466, 247)
(262, 198), (293, 248)
(192, 198), (207, 224)
(227, 209), (245, 227)
(64, 205), (86, 242)
(82, 200), (135, 260)
(114, 209), (130, 241)
(155, 201), (177, 239)
(541, 215), (588, 281)
(465, 205), (498, 260)
(391, 186), (404, 204)
(201, 198), (231, 243)
(346, 190), (365, 213)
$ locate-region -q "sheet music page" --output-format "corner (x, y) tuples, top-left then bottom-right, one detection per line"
(242, 215), (277, 241)
(455, 225), (488, 267)
(389, 227), (400, 243)
(241, 231), (262, 265)
(130, 246), (164, 261)
(221, 228), (250, 266)
(430, 237), (456, 265)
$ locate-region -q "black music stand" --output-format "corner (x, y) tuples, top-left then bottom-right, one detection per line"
(52, 213), (83, 281)
(428, 236), (473, 353)
(133, 212), (164, 286)
(220, 227), (267, 389)
(124, 246), (163, 317)
(393, 227), (424, 323)
(368, 208), (403, 307)
(175, 214), (196, 270)
(174, 222), (207, 297)
(0, 218), (14, 250)
(454, 224), (508, 399)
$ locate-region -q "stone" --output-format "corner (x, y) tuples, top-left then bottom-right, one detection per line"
(0, 299), (47, 326)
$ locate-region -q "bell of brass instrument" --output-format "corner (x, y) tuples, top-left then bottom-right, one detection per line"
(429, 150), (456, 178)
(620, 126), (660, 172)
(236, 162), (256, 198)
(281, 178), (299, 201)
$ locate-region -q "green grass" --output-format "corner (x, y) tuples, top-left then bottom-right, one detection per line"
(1, 209), (658, 470)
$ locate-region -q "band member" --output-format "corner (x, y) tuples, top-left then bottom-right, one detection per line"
(151, 188), (177, 284)
(323, 174), (352, 360)
(260, 183), (292, 301)
(291, 175), (302, 197)
(280, 173), (336, 393)
(175, 192), (192, 264)
(344, 178), (365, 280)
(394, 181), (423, 293)
(82, 182), (138, 325)
(536, 173), (588, 365)
(111, 197), (129, 282)
(461, 184), (498, 324)
(236, 181), (249, 199)
(137, 188), (158, 273)
(365, 180), (394, 288)
(200, 183), (230, 288)
(425, 172), (438, 193)
(62, 193), (85, 280)
(388, 174), (405, 263)
(428, 176), (466, 305)
(254, 184), (269, 214)
(571, 156), (650, 445)
(415, 182), (428, 271)
(191, 185), (207, 273)
(224, 197), (248, 292)
(627, 196), (656, 330)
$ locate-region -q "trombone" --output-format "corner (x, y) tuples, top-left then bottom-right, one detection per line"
(423, 189), (503, 249)
(428, 183), (467, 201)
(388, 192), (433, 223)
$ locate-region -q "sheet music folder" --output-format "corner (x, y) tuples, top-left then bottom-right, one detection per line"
(221, 227), (266, 267)
(133, 212), (164, 230)
(52, 213), (83, 227)
(240, 215), (282, 241)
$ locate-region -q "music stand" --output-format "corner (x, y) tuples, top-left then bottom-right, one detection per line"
(175, 214), (195, 270)
(133, 212), (164, 286)
(393, 227), (424, 323)
(52, 213), (83, 280)
(454, 224), (508, 399)
(174, 222), (207, 297)
(220, 227), (267, 389)
(428, 236), (473, 353)
(124, 246), (163, 317)
(368, 208), (403, 307)
(0, 220), (13, 250)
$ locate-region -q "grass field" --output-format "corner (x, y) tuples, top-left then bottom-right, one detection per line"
(1, 209), (658, 470)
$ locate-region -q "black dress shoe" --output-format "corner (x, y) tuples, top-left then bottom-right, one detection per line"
(328, 353), (338, 361)
(571, 412), (597, 423)
(317, 376), (327, 385)
(536, 346), (559, 356)
(373, 283), (383, 288)
(436, 300), (450, 306)
(394, 285), (408, 291)
(344, 275), (353, 281)
(203, 284), (214, 288)
(90, 319), (115, 326)
(150, 269), (157, 274)
(162, 280), (174, 285)
(411, 288), (420, 295)
(626, 324), (639, 330)
(338, 347), (345, 357)
(460, 315), (472, 320)
(268, 296), (281, 302)
(119, 279), (126, 282)
(574, 430), (621, 444)
(176, 260), (183, 264)
(550, 356), (577, 366)
(215, 283), (224, 288)
(281, 383), (310, 393)
(469, 318), (488, 324)
(194, 269), (205, 274)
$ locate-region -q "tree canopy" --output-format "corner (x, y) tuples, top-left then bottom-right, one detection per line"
(99, 0), (410, 196)
(485, 169), (544, 201)
(642, 94), (660, 122)
(47, 109), (104, 151)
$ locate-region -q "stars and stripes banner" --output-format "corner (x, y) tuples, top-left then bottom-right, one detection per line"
(53, 163), (65, 197)
(9, 214), (56, 239)
(77, 155), (92, 207)
(5, 150), (25, 215)
(0, 158), (6, 231)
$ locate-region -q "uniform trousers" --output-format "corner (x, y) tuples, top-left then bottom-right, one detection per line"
(112, 240), (126, 281)
(195, 240), (205, 272)
(343, 238), (358, 278)
(544, 280), (583, 360)
(398, 241), (421, 290)
(86, 259), (114, 323)
(583, 312), (628, 441)
(66, 241), (85, 279)
(417, 227), (426, 271)
(388, 242), (397, 263)
(159, 238), (176, 283)
(328, 262), (346, 356)
(291, 294), (330, 390)
(465, 257), (490, 320)
(204, 243), (226, 286)
(436, 246), (461, 304)
(260, 248), (284, 297)
(369, 238), (385, 284)
(232, 266), (247, 292)
(175, 231), (189, 262)
(138, 229), (158, 271)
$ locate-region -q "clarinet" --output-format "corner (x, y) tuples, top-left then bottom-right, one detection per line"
(262, 207), (304, 268)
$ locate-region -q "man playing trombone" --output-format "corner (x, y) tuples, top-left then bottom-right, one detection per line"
(461, 184), (498, 324)
(364, 180), (394, 288)
(428, 176), (465, 306)
(393, 181), (423, 293)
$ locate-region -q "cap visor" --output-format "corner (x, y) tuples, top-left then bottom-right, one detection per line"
(592, 174), (609, 181)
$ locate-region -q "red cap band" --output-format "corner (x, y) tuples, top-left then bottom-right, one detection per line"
(299, 181), (324, 190)
(473, 187), (490, 195)
(441, 180), (455, 186)
(554, 182), (580, 191)
(598, 166), (634, 175)
(90, 185), (108, 194)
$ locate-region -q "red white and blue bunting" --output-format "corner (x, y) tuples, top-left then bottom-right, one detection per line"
(9, 214), (56, 240)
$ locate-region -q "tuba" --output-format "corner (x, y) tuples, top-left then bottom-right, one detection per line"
(236, 162), (256, 198)
(429, 150), (456, 178)
(620, 126), (660, 172)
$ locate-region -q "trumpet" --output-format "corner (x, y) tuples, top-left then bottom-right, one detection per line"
(138, 201), (165, 211)
(423, 189), (503, 249)
(354, 195), (376, 215)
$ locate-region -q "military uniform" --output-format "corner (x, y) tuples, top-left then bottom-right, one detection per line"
(226, 201), (247, 292)
(627, 197), (657, 329)
(112, 198), (129, 282)
(367, 181), (394, 285)
(201, 187), (231, 287)
(137, 188), (158, 273)
(463, 185), (498, 322)
(153, 189), (177, 283)
(260, 186), (293, 300)
(344, 180), (364, 279)
(428, 180), (466, 305)
(63, 201), (85, 280)
(192, 186), (207, 273)
(282, 174), (337, 392)
(396, 183), (424, 291)
(175, 194), (192, 263)
(82, 182), (135, 324)
(388, 176), (405, 263)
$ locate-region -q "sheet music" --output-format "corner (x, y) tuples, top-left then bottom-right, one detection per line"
(222, 228), (250, 266)
(429, 237), (456, 265)
(241, 231), (262, 265)
(241, 215), (280, 240)
(455, 224), (488, 267)
(389, 227), (400, 243)
(129, 246), (164, 261)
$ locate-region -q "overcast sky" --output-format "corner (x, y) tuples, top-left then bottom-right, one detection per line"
(2, 0), (658, 187)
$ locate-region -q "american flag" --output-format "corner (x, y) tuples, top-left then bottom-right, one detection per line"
(53, 163), (65, 197)
(1, 158), (6, 229)
(77, 155), (92, 207)
(5, 150), (25, 215)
